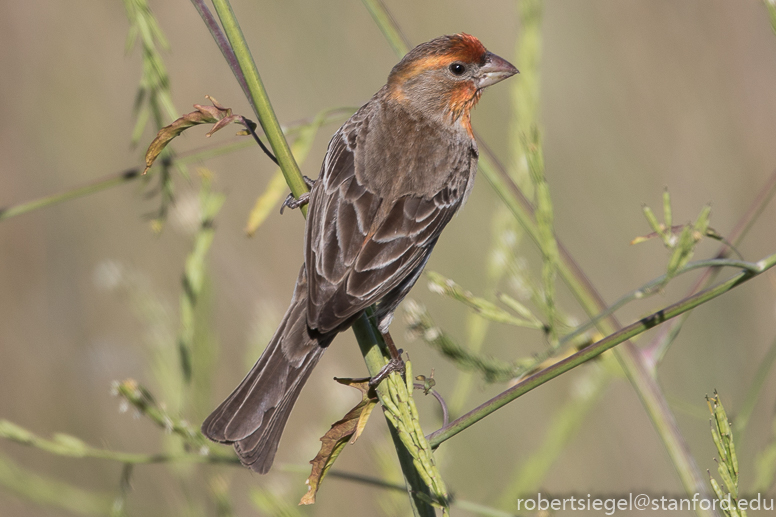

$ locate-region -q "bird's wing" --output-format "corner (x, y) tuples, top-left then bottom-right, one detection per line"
(305, 104), (472, 334)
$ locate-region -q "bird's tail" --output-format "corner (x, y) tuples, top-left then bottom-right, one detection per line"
(202, 266), (333, 474)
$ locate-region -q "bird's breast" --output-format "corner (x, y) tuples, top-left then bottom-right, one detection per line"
(354, 100), (476, 201)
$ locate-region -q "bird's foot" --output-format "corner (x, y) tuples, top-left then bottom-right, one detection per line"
(369, 352), (406, 387)
(280, 192), (309, 214)
(279, 176), (316, 214)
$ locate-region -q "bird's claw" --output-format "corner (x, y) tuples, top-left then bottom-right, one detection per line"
(369, 351), (406, 387)
(280, 192), (310, 214)
(279, 176), (316, 214)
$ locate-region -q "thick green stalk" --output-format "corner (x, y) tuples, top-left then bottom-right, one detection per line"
(352, 315), (437, 517)
(210, 0), (309, 209)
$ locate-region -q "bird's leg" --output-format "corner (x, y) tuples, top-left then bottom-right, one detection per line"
(279, 176), (316, 214)
(381, 330), (403, 361)
(369, 330), (406, 387)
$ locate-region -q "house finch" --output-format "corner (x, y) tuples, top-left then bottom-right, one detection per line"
(202, 33), (518, 473)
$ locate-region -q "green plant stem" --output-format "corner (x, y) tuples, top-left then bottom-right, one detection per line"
(561, 257), (764, 347)
(0, 168), (143, 221)
(427, 250), (776, 448)
(209, 0), (308, 212)
(202, 4), (435, 513)
(0, 420), (237, 466)
(352, 314), (437, 517)
(0, 452), (113, 516)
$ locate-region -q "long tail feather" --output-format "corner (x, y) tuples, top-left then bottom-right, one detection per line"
(202, 266), (333, 473)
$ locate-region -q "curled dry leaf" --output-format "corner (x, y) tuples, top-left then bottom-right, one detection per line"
(300, 378), (378, 506)
(142, 96), (256, 174)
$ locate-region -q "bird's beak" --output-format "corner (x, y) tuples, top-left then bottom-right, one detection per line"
(477, 52), (519, 89)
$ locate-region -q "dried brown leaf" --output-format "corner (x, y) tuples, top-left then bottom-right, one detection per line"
(142, 96), (255, 174)
(300, 378), (378, 505)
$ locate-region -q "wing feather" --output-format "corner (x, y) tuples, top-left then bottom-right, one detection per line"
(305, 100), (474, 334)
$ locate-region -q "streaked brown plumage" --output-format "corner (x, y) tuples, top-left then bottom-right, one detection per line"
(202, 34), (518, 473)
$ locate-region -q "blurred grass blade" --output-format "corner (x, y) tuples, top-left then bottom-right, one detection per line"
(509, 0), (543, 195)
(766, 0), (776, 34)
(250, 488), (305, 517)
(123, 0), (177, 138)
(210, 476), (237, 517)
(0, 419), (214, 464)
(244, 170), (287, 236)
(0, 169), (144, 222)
(663, 188), (673, 234)
(427, 271), (543, 329)
(360, 0), (410, 56)
(110, 464), (133, 517)
(497, 293), (539, 324)
(693, 204), (712, 237)
(178, 173), (225, 384)
(642, 204), (666, 242)
(123, 0), (179, 229)
(497, 366), (610, 507)
(525, 128), (558, 342)
(753, 418), (776, 492)
(734, 336), (776, 434)
(113, 379), (223, 455)
(0, 452), (112, 515)
(403, 300), (536, 382)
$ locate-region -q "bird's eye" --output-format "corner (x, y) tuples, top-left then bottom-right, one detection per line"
(449, 63), (466, 76)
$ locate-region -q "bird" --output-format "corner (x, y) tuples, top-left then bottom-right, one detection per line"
(202, 33), (518, 474)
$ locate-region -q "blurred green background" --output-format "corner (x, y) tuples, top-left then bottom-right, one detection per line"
(1, 1), (776, 516)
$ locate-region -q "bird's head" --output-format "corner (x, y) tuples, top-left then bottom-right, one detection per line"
(386, 34), (518, 130)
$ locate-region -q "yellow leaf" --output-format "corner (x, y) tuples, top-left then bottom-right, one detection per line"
(244, 170), (287, 236)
